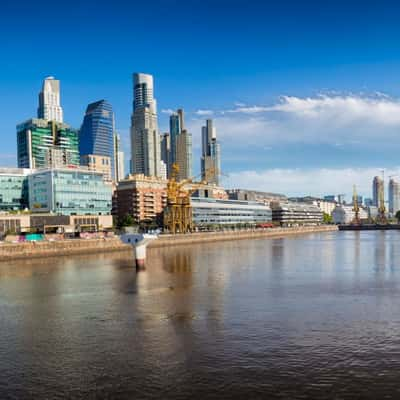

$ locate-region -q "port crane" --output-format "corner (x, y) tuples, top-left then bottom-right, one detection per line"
(163, 164), (222, 234)
(352, 185), (361, 225)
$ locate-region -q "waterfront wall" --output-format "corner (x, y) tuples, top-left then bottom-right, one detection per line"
(149, 225), (338, 248)
(0, 226), (338, 262)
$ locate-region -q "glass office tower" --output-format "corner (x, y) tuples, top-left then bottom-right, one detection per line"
(79, 100), (115, 178)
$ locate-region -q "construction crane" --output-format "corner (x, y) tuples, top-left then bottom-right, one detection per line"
(352, 185), (360, 225)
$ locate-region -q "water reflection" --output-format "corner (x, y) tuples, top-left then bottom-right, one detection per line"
(2, 231), (400, 399)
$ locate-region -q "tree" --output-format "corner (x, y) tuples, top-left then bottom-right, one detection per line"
(118, 214), (135, 228)
(323, 212), (333, 224)
(395, 210), (400, 224)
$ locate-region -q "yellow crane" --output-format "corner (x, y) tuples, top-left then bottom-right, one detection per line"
(163, 164), (222, 234)
(352, 185), (360, 225)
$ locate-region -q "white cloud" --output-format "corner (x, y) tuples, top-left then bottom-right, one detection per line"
(187, 94), (400, 148)
(194, 109), (214, 116)
(161, 108), (175, 114)
(224, 167), (398, 198)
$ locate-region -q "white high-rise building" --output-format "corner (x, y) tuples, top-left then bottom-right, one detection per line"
(130, 73), (161, 177)
(37, 76), (63, 123)
(113, 133), (125, 182)
(389, 178), (400, 215)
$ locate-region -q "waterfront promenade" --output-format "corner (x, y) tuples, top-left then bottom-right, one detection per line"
(0, 225), (337, 262)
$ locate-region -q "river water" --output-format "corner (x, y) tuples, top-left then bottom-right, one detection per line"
(1, 231), (400, 399)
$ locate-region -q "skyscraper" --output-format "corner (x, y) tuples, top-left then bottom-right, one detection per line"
(114, 133), (125, 182)
(79, 100), (115, 178)
(130, 73), (161, 177)
(389, 178), (400, 214)
(160, 132), (171, 177)
(37, 76), (63, 123)
(17, 119), (79, 169)
(168, 109), (192, 181)
(201, 119), (221, 185)
(372, 176), (384, 207)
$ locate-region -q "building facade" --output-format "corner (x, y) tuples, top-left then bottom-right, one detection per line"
(130, 73), (161, 177)
(192, 197), (272, 228)
(37, 76), (63, 123)
(113, 133), (125, 182)
(389, 178), (400, 215)
(228, 189), (287, 204)
(201, 119), (221, 185)
(372, 176), (384, 207)
(271, 202), (323, 226)
(79, 100), (115, 178)
(29, 168), (112, 215)
(17, 119), (79, 169)
(160, 132), (171, 177)
(114, 174), (167, 223)
(175, 129), (192, 181)
(80, 154), (112, 181)
(332, 205), (368, 224)
(0, 168), (31, 211)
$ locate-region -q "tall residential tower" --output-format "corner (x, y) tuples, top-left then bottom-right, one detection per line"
(130, 73), (161, 177)
(372, 176), (384, 207)
(201, 119), (221, 185)
(37, 76), (63, 123)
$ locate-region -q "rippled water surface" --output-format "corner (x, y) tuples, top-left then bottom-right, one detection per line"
(2, 231), (400, 399)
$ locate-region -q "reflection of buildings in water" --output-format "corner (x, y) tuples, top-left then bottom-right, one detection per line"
(161, 249), (193, 275)
(374, 231), (387, 272)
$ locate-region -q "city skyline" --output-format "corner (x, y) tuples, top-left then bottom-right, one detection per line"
(3, 1), (400, 197)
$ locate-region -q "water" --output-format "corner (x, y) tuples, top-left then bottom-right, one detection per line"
(1, 231), (400, 399)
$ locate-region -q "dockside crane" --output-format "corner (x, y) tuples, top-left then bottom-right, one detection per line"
(352, 185), (361, 225)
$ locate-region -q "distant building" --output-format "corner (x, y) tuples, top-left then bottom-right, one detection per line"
(0, 168), (31, 211)
(332, 205), (368, 224)
(270, 202), (323, 226)
(113, 133), (125, 182)
(79, 100), (115, 178)
(114, 174), (167, 224)
(191, 198), (272, 228)
(169, 109), (192, 180)
(80, 154), (112, 181)
(201, 119), (221, 185)
(324, 195), (336, 202)
(388, 178), (400, 215)
(160, 132), (171, 177)
(372, 176), (384, 207)
(227, 189), (286, 204)
(160, 160), (167, 180)
(290, 196), (336, 216)
(17, 119), (79, 169)
(130, 73), (161, 177)
(29, 168), (112, 215)
(37, 76), (63, 123)
(364, 198), (374, 207)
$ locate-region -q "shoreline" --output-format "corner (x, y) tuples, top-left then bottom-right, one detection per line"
(0, 226), (338, 262)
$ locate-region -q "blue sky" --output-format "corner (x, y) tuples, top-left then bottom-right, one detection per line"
(2, 0), (400, 198)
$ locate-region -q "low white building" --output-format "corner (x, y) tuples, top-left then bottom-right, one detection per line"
(331, 205), (368, 224)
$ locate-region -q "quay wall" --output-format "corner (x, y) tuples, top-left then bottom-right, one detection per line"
(0, 225), (338, 262)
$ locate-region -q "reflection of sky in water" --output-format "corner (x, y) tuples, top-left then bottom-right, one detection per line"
(2, 231), (400, 398)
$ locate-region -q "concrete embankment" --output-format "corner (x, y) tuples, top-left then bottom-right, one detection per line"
(149, 225), (338, 248)
(0, 226), (338, 262)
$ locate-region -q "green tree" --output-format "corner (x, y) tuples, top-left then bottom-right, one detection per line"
(395, 210), (400, 223)
(323, 212), (333, 224)
(118, 214), (134, 228)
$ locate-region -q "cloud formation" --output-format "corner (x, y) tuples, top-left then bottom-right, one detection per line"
(225, 167), (398, 198)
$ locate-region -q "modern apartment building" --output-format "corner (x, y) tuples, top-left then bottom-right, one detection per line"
(37, 76), (63, 123)
(130, 73), (161, 177)
(270, 202), (323, 226)
(160, 132), (171, 177)
(17, 119), (79, 169)
(201, 119), (221, 185)
(79, 100), (115, 178)
(114, 174), (167, 223)
(29, 168), (112, 215)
